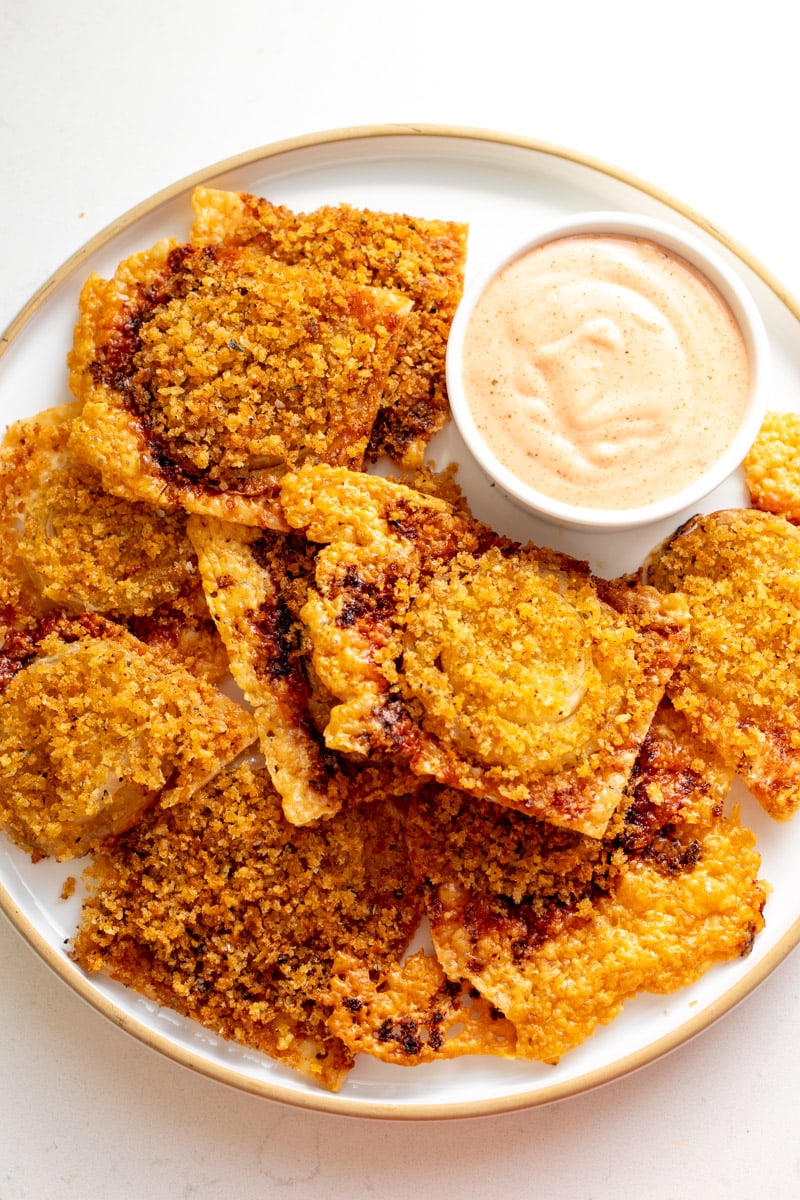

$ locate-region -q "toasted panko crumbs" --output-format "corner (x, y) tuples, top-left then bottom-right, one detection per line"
(647, 508), (800, 820)
(0, 616), (256, 860)
(0, 405), (228, 681)
(190, 187), (469, 465)
(69, 241), (411, 527)
(1, 406), (196, 617)
(407, 706), (765, 1063)
(280, 464), (689, 837)
(127, 246), (410, 485)
(187, 516), (422, 826)
(0, 188), (784, 1093)
(71, 760), (422, 1091)
(744, 410), (800, 522)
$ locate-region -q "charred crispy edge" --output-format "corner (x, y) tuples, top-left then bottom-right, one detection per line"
(186, 516), (342, 823)
(325, 949), (517, 1063)
(397, 570), (689, 838)
(188, 187), (468, 466)
(69, 241), (414, 529)
(281, 471), (690, 838)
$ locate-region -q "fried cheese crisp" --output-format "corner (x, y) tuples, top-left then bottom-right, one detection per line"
(187, 515), (421, 824)
(279, 465), (690, 838)
(744, 410), (800, 523)
(68, 238), (412, 527)
(646, 508), (800, 821)
(190, 186), (469, 466)
(0, 615), (257, 861)
(71, 759), (422, 1092)
(0, 404), (228, 681)
(406, 704), (766, 1063)
(326, 949), (518, 1066)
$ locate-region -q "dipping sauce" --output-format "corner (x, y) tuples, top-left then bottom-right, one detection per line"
(461, 234), (750, 510)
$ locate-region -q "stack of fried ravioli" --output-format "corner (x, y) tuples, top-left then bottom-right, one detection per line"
(0, 187), (786, 1091)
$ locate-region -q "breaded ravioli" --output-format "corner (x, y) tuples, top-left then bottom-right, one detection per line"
(405, 704), (766, 1063)
(744, 409), (800, 522)
(187, 515), (421, 824)
(646, 508), (800, 820)
(71, 759), (422, 1092)
(0, 404), (228, 680)
(189, 187), (468, 466)
(68, 239), (411, 527)
(279, 465), (690, 837)
(0, 615), (256, 861)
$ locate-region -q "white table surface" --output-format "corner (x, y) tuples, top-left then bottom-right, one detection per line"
(2, 2), (799, 1196)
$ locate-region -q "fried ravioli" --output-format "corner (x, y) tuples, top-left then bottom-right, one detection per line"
(190, 187), (469, 465)
(744, 409), (800, 522)
(279, 465), (689, 837)
(0, 404), (227, 680)
(646, 508), (800, 820)
(406, 704), (765, 1063)
(68, 239), (412, 527)
(71, 759), (422, 1092)
(0, 615), (256, 861)
(187, 515), (421, 824)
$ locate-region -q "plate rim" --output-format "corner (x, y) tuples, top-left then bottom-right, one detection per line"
(2, 121), (799, 1120)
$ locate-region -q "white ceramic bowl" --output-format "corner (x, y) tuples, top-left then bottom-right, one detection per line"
(446, 211), (770, 531)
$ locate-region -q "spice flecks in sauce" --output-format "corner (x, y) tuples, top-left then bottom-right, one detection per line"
(462, 234), (750, 510)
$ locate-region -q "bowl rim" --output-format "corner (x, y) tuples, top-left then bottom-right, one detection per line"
(445, 209), (771, 531)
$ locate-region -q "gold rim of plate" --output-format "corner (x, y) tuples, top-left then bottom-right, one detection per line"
(2, 122), (799, 1121)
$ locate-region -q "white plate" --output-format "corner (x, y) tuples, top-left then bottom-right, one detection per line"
(2, 124), (799, 1120)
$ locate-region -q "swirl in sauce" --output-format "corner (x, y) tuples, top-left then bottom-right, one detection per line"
(462, 234), (750, 510)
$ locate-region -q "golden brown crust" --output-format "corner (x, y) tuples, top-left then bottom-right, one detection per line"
(190, 187), (468, 466)
(0, 615), (256, 861)
(408, 704), (764, 1063)
(187, 515), (421, 824)
(69, 240), (411, 527)
(0, 405), (227, 681)
(646, 508), (800, 820)
(0, 190), (777, 1091)
(71, 760), (422, 1091)
(744, 410), (800, 522)
(280, 465), (689, 837)
(326, 950), (518, 1065)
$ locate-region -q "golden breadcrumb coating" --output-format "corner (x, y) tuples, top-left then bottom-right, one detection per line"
(71, 760), (422, 1092)
(69, 240), (411, 527)
(0, 192), (780, 1091)
(0, 615), (256, 861)
(0, 404), (228, 681)
(187, 515), (421, 824)
(326, 949), (518, 1065)
(408, 704), (765, 1063)
(279, 465), (689, 837)
(190, 187), (468, 466)
(744, 410), (800, 522)
(646, 508), (800, 821)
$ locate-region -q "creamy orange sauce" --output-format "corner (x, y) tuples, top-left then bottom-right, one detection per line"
(462, 234), (750, 510)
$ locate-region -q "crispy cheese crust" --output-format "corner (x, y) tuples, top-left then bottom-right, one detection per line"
(406, 704), (765, 1063)
(744, 409), (800, 522)
(0, 191), (780, 1092)
(187, 515), (421, 824)
(0, 615), (256, 860)
(646, 508), (800, 820)
(69, 241), (411, 527)
(280, 465), (689, 837)
(0, 404), (228, 680)
(71, 760), (422, 1092)
(326, 949), (518, 1065)
(190, 187), (469, 466)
